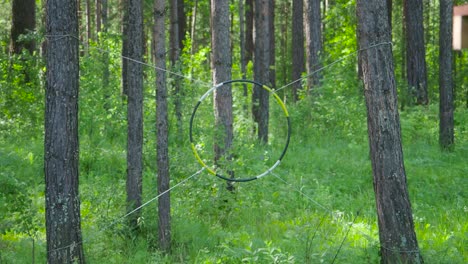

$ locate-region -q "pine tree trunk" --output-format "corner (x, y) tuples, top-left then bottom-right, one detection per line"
(245, 0), (254, 66)
(269, 0), (276, 89)
(356, 1), (423, 263)
(45, 0), (85, 262)
(124, 0), (144, 232)
(253, 0), (270, 143)
(10, 0), (36, 54)
(291, 0), (304, 101)
(304, 0), (322, 89)
(211, 0), (234, 188)
(439, 0), (454, 150)
(154, 0), (171, 251)
(170, 0), (183, 139)
(404, 0), (428, 105)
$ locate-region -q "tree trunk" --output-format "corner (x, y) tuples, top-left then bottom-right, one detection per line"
(178, 0), (186, 51)
(211, 0), (234, 188)
(44, 0), (85, 262)
(170, 0), (183, 139)
(356, 1), (423, 263)
(10, 0), (36, 54)
(253, 0), (270, 143)
(154, 0), (171, 251)
(269, 0), (276, 89)
(291, 0), (305, 101)
(404, 0), (428, 105)
(123, 0), (144, 232)
(245, 0), (254, 66)
(121, 0), (129, 96)
(304, 0), (322, 89)
(86, 0), (92, 47)
(96, 0), (101, 33)
(439, 0), (454, 150)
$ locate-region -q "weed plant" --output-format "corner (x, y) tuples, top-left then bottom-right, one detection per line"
(0, 39), (467, 263)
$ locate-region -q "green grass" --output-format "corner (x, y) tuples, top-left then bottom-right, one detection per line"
(1, 92), (466, 263)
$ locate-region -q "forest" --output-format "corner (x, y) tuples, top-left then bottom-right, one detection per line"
(0, 0), (467, 263)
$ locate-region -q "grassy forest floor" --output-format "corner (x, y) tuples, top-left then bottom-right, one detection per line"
(1, 77), (467, 263)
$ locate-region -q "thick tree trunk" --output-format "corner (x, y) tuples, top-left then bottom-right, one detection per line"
(439, 0), (454, 150)
(304, 0), (322, 89)
(404, 0), (428, 105)
(178, 0), (186, 51)
(253, 0), (270, 143)
(291, 0), (305, 101)
(356, 1), (423, 263)
(154, 0), (171, 251)
(10, 0), (36, 54)
(211, 0), (234, 188)
(44, 0), (84, 263)
(123, 0), (144, 232)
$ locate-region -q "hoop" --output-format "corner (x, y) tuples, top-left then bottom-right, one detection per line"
(189, 79), (291, 182)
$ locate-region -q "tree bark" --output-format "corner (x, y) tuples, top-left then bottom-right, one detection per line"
(304, 0), (322, 89)
(291, 0), (305, 101)
(44, 0), (84, 262)
(178, 0), (186, 51)
(10, 0), (36, 54)
(253, 0), (270, 143)
(211, 0), (234, 188)
(439, 0), (454, 150)
(123, 0), (144, 232)
(154, 0), (171, 251)
(170, 0), (183, 139)
(356, 1), (423, 263)
(245, 0), (254, 66)
(404, 0), (428, 105)
(269, 0), (276, 89)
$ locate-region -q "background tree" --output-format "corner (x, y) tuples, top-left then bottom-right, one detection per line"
(123, 0), (144, 232)
(253, 0), (271, 143)
(404, 0), (428, 105)
(291, 0), (305, 101)
(356, 0), (423, 262)
(245, 0), (254, 67)
(211, 0), (234, 187)
(304, 0), (322, 89)
(170, 0), (183, 138)
(44, 0), (85, 262)
(153, 0), (171, 251)
(269, 0), (276, 89)
(10, 0), (35, 54)
(439, 0), (454, 150)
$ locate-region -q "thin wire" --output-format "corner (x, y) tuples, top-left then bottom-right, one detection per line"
(275, 41), (393, 92)
(48, 168), (205, 254)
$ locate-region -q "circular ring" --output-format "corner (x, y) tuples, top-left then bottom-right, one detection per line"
(189, 79), (291, 182)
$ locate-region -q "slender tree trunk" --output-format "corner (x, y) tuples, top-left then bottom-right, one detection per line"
(404, 0), (428, 105)
(96, 0), (101, 33)
(239, 0), (247, 96)
(439, 0), (454, 150)
(10, 0), (36, 54)
(178, 0), (186, 51)
(245, 0), (254, 66)
(253, 0), (270, 143)
(45, 0), (85, 262)
(86, 0), (92, 47)
(121, 0), (129, 96)
(291, 0), (305, 101)
(269, 0), (276, 89)
(304, 0), (322, 89)
(170, 0), (183, 139)
(356, 1), (423, 263)
(211, 0), (234, 189)
(123, 0), (144, 232)
(154, 0), (171, 251)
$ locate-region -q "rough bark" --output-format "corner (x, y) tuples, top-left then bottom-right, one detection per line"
(291, 0), (305, 101)
(304, 0), (322, 89)
(253, 0), (270, 143)
(124, 0), (144, 232)
(439, 0), (454, 150)
(356, 1), (423, 263)
(211, 0), (234, 187)
(178, 0), (186, 51)
(154, 0), (171, 251)
(44, 0), (84, 262)
(10, 0), (36, 54)
(269, 0), (276, 88)
(404, 0), (428, 105)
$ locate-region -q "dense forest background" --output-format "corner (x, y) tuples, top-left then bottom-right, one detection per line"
(0, 0), (467, 263)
